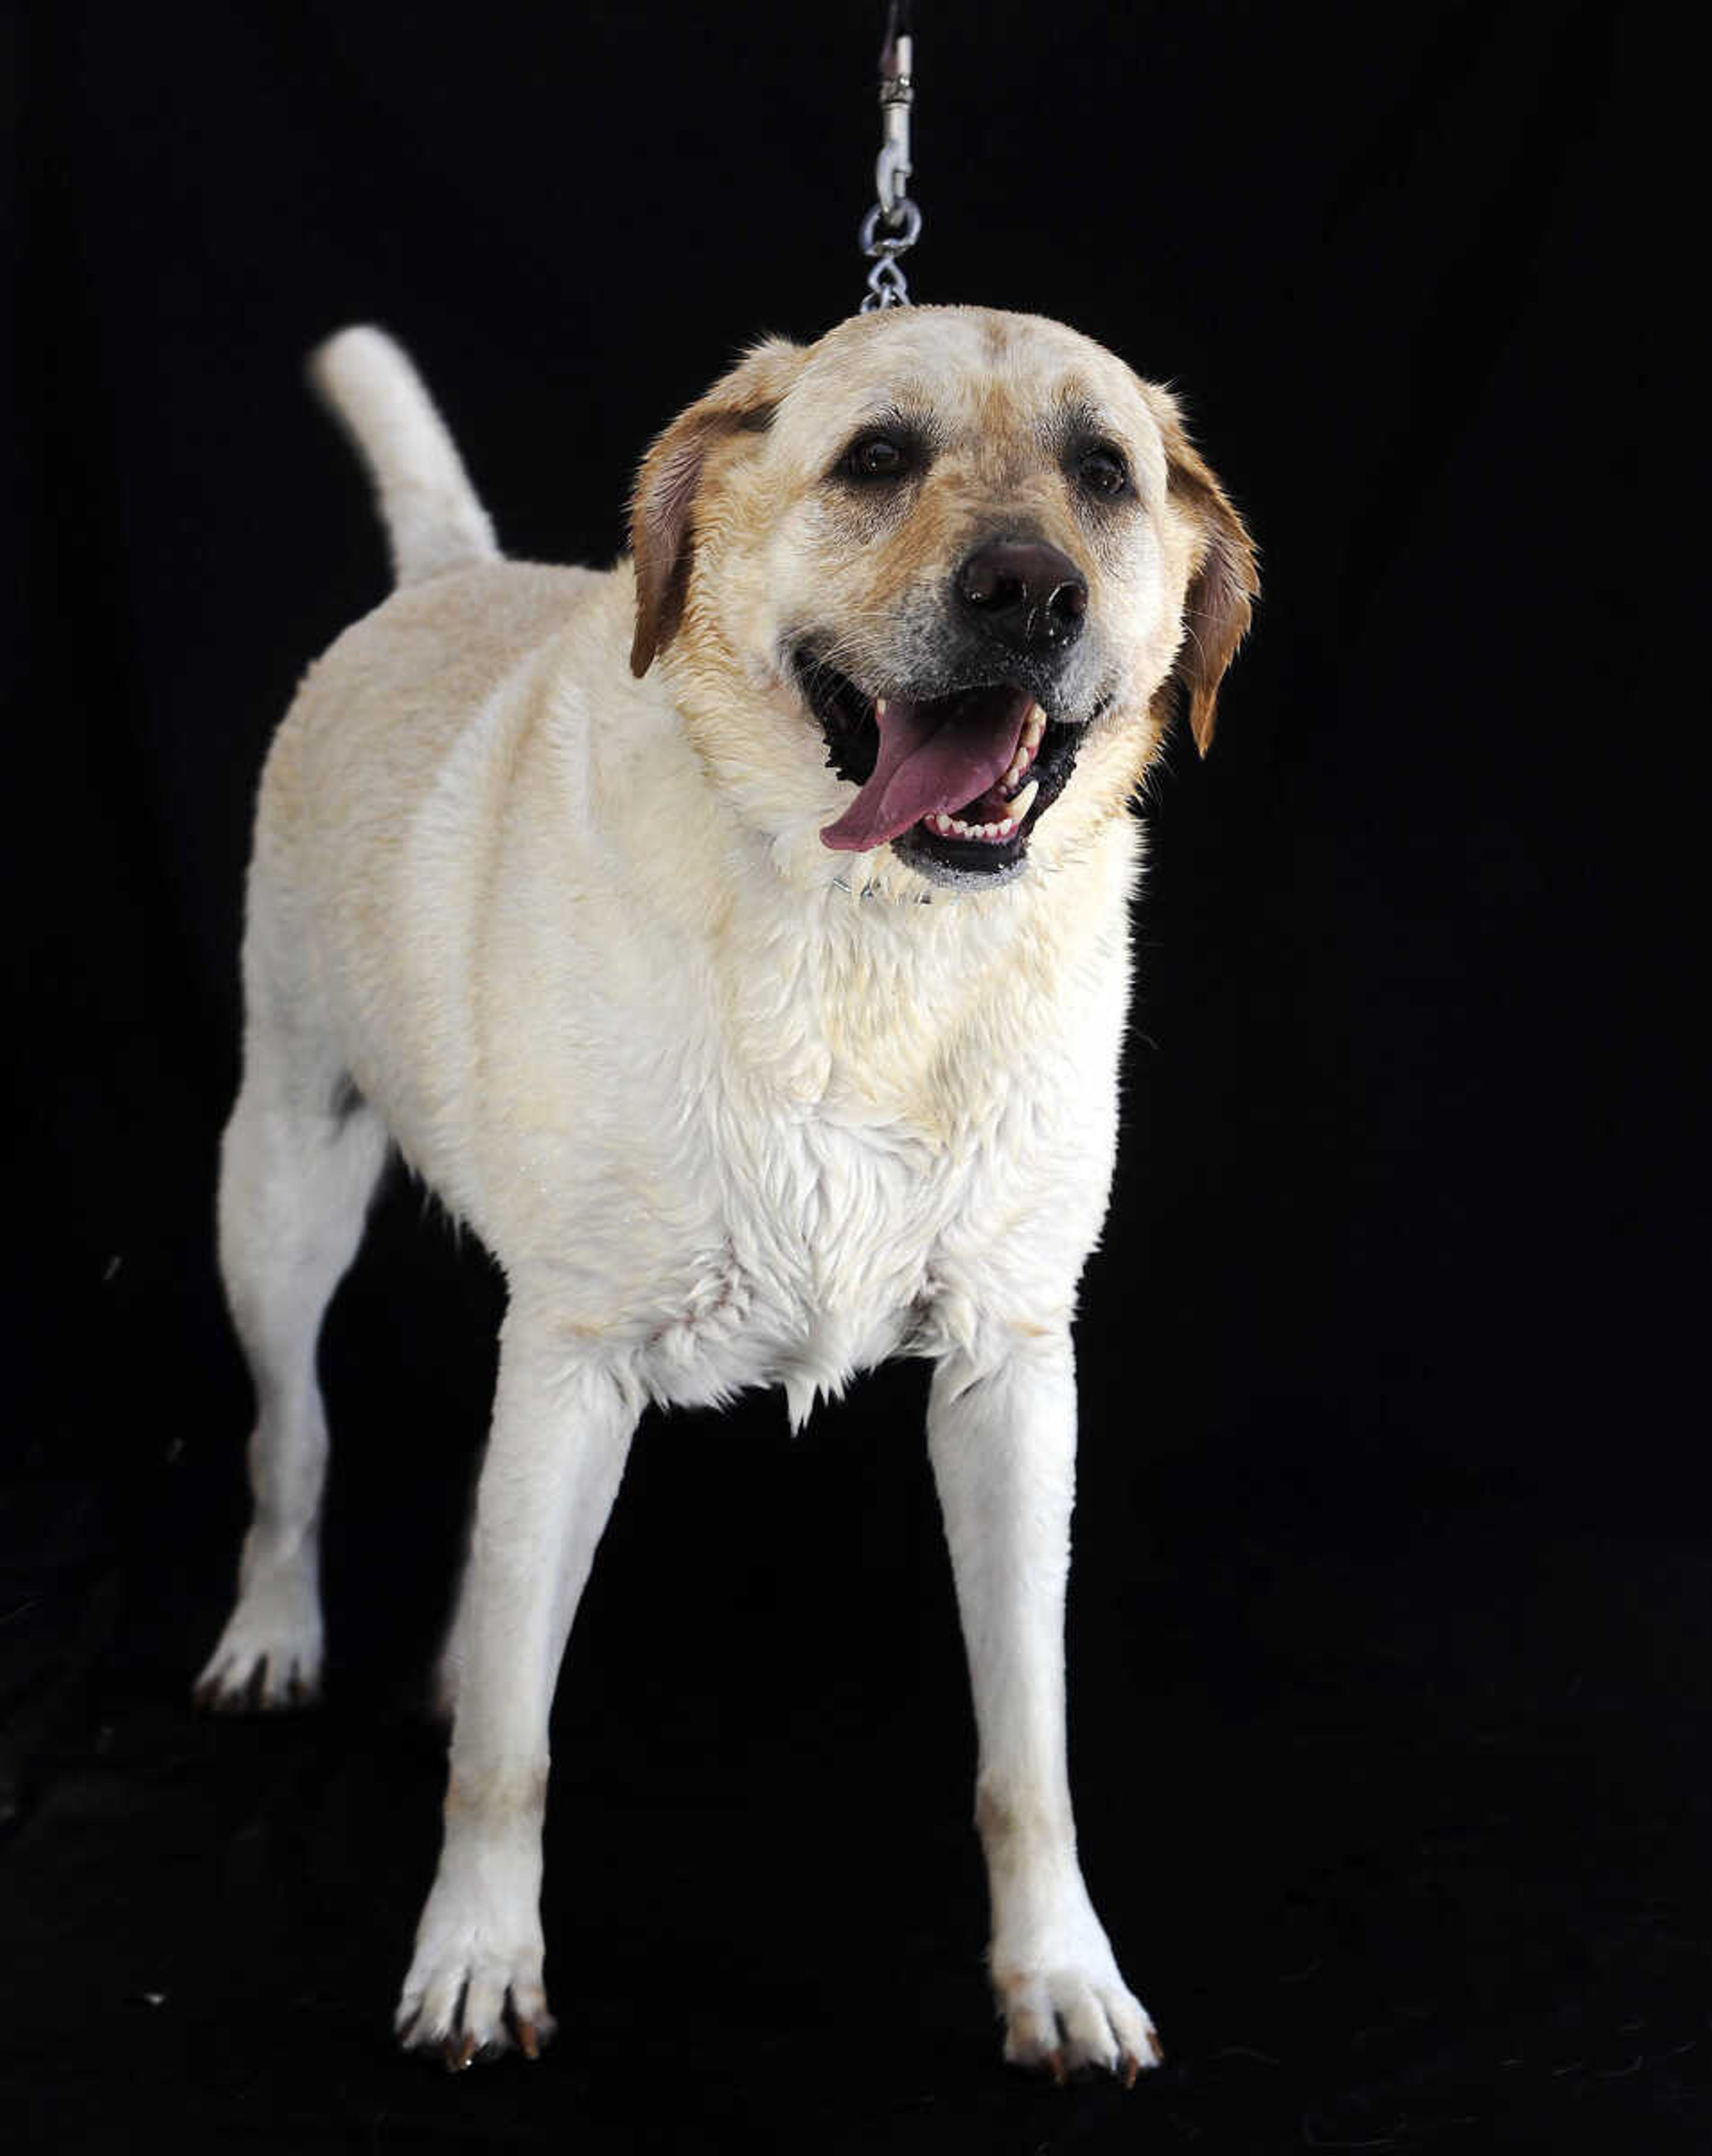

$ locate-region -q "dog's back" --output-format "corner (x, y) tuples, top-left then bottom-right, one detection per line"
(250, 330), (637, 1217)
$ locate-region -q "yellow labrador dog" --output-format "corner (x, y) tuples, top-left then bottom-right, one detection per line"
(196, 308), (1255, 2082)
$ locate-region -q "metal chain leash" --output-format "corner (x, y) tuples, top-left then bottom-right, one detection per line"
(860, 3), (920, 310)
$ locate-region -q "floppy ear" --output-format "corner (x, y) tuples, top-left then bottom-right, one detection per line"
(1152, 400), (1259, 755)
(628, 337), (805, 678)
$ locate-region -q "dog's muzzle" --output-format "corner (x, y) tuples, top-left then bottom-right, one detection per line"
(795, 648), (1100, 886)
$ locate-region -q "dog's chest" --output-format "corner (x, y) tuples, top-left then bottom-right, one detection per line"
(635, 932), (1059, 1418)
(470, 860), (1127, 1415)
(643, 1076), (985, 1420)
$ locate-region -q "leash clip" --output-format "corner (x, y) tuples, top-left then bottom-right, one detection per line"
(860, 2), (921, 310)
(876, 24), (914, 222)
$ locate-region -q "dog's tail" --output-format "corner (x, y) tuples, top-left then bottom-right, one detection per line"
(308, 326), (499, 589)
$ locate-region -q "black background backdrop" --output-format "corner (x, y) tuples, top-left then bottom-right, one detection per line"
(4, 3), (1687, 2151)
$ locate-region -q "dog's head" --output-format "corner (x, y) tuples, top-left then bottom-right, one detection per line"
(629, 306), (1255, 895)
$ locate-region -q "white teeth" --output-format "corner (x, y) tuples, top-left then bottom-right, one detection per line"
(1005, 777), (1040, 824)
(1001, 711), (1047, 793)
(924, 809), (1016, 843)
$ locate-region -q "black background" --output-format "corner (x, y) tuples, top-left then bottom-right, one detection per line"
(4, 3), (1688, 2151)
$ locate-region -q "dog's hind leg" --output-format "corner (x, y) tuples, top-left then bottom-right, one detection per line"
(195, 1025), (387, 1713)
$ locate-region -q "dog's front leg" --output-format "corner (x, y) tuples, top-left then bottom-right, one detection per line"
(397, 1311), (639, 2067)
(927, 1334), (1161, 2085)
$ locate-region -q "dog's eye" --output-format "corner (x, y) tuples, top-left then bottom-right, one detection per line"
(1077, 446), (1131, 499)
(843, 433), (913, 482)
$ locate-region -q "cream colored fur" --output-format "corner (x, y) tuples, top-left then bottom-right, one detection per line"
(196, 310), (1254, 2084)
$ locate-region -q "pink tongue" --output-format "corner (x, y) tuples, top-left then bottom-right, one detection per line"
(820, 687), (1031, 853)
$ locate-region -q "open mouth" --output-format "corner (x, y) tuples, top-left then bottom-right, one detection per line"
(795, 653), (1089, 878)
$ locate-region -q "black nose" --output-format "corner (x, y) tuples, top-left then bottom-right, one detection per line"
(954, 539), (1088, 657)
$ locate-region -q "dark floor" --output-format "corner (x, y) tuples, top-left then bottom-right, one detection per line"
(4, 1397), (1709, 2156)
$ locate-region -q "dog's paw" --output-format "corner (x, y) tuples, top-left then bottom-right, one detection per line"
(991, 1905), (1161, 2086)
(996, 1962), (1161, 2086)
(193, 1571), (323, 1712)
(996, 1962), (1161, 2085)
(395, 1899), (554, 2069)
